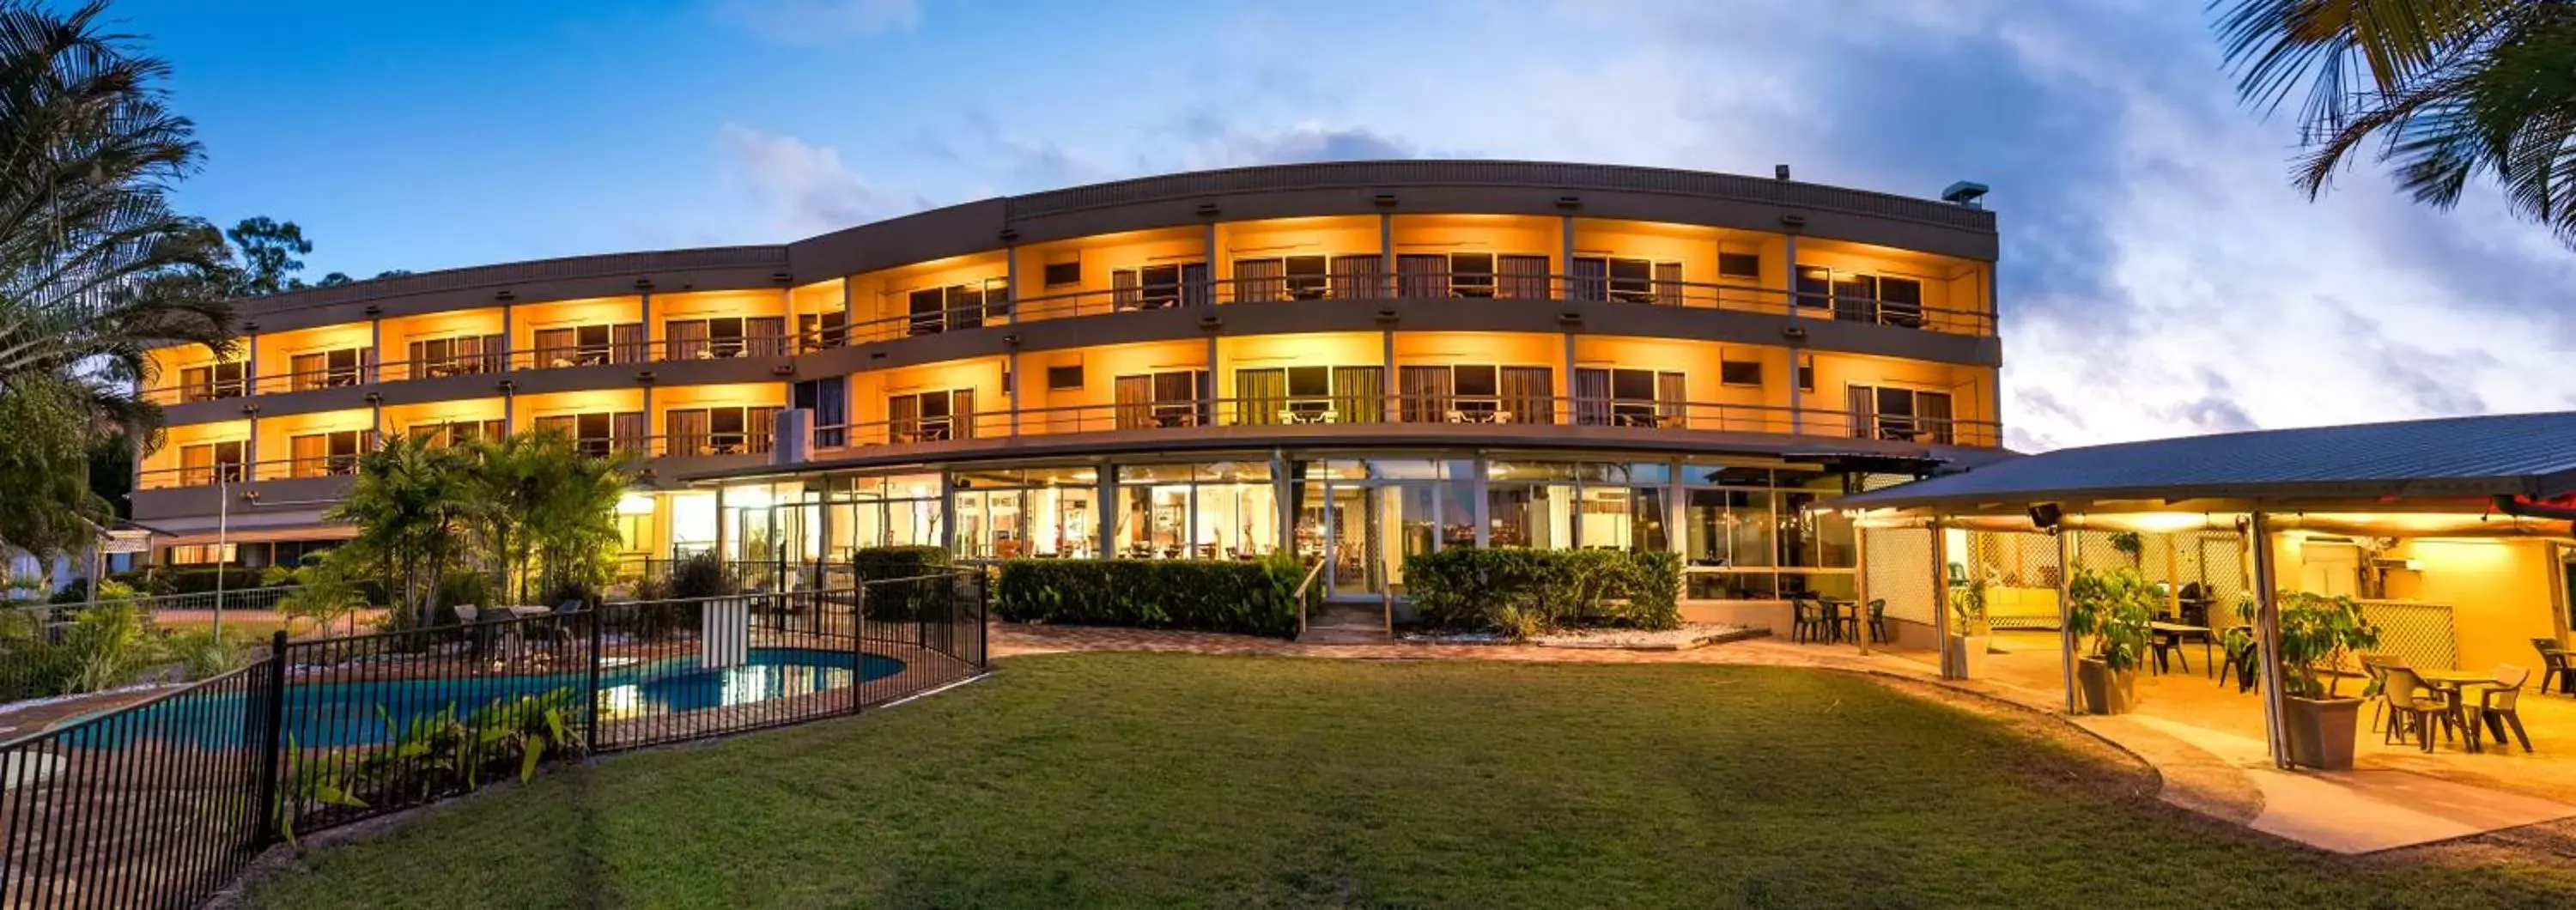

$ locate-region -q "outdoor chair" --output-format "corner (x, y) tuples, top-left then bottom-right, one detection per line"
(1867, 599), (1890, 645)
(2150, 634), (2190, 676)
(2380, 666), (2461, 753)
(2534, 638), (2573, 695)
(2218, 633), (2259, 693)
(2360, 655), (2403, 732)
(2470, 664), (2536, 754)
(1791, 598), (1824, 644)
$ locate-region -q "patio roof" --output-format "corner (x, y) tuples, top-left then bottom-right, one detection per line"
(1836, 411), (2576, 512)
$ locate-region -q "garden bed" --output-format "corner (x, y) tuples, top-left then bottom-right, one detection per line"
(1400, 622), (1759, 651)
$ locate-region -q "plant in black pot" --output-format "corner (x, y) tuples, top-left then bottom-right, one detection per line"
(1943, 570), (1991, 678)
(2066, 567), (2154, 714)
(2274, 590), (2381, 770)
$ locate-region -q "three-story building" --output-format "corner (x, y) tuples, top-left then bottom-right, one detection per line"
(135, 161), (2003, 619)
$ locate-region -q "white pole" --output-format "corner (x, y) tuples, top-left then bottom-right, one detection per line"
(213, 473), (228, 636)
(2249, 512), (2290, 768)
(2057, 526), (2078, 714)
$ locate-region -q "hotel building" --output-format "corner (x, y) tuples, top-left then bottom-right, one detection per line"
(133, 161), (2002, 626)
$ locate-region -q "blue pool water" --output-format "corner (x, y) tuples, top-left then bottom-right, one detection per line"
(72, 648), (904, 749)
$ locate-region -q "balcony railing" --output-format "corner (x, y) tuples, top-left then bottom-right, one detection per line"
(145, 271), (1993, 404)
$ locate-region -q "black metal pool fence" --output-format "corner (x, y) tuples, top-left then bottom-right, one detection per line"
(0, 569), (987, 909)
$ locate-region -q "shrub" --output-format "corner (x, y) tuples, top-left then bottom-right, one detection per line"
(847, 545), (950, 581)
(994, 559), (1296, 637)
(667, 551), (738, 600)
(1405, 549), (1683, 637)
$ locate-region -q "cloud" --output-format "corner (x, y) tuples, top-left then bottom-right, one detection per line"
(712, 0), (918, 45)
(718, 124), (927, 234)
(1188, 123), (1416, 168)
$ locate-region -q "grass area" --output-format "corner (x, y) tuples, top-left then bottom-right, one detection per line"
(246, 654), (2576, 908)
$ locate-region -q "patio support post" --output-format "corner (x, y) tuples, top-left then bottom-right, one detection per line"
(2056, 526), (2078, 714)
(2249, 512), (2292, 768)
(1853, 525), (1872, 656)
(1930, 518), (1952, 678)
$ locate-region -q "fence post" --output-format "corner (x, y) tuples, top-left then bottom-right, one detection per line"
(851, 584), (868, 715)
(975, 567), (988, 670)
(252, 629), (290, 846)
(585, 605), (606, 750)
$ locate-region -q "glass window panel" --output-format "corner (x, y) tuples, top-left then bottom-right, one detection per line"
(1629, 462), (1671, 484)
(1687, 572), (1777, 601)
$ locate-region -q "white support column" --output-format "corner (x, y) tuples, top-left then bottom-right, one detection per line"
(1008, 349), (1023, 435)
(1271, 448), (1291, 558)
(1096, 464), (1118, 558)
(501, 305), (515, 371)
(1003, 244), (1018, 325)
(1783, 232), (1802, 436)
(2057, 526), (2079, 714)
(1204, 221), (1219, 303)
(369, 315), (383, 381)
(1931, 518), (1953, 678)
(1853, 522), (1873, 656)
(1378, 212), (1394, 295)
(714, 485), (729, 562)
(2250, 512), (2292, 768)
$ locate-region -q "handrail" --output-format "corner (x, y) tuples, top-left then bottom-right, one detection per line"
(1291, 556), (1327, 638)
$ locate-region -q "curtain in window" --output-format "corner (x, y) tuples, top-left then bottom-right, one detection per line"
(1399, 366), (1452, 423)
(1656, 372), (1688, 428)
(292, 434), (326, 478)
(1235, 368), (1285, 425)
(745, 317), (787, 358)
(745, 407), (776, 453)
(1498, 255), (1549, 300)
(1654, 263), (1684, 306)
(889, 395), (920, 443)
(665, 321), (709, 360)
(1919, 392), (1953, 445)
(1334, 366), (1385, 424)
(1115, 374), (1154, 429)
(290, 353), (323, 391)
(534, 328), (575, 367)
(612, 411), (647, 453)
(1396, 254), (1445, 299)
(1845, 385), (1877, 440)
(1570, 258), (1609, 302)
(1501, 367), (1552, 426)
(1330, 255), (1386, 300)
(1112, 270), (1141, 311)
(1233, 258), (1285, 303)
(1573, 367), (1612, 426)
(1179, 262), (1211, 308)
(666, 410), (710, 456)
(951, 389), (975, 440)
(609, 324), (646, 364)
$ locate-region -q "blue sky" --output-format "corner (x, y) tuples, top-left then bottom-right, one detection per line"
(116, 0), (2576, 451)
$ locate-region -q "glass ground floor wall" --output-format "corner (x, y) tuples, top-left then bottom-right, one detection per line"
(705, 449), (1879, 599)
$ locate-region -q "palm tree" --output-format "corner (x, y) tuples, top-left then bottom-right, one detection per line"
(328, 435), (480, 628)
(465, 430), (633, 604)
(0, 1), (235, 555)
(2215, 1), (2576, 245)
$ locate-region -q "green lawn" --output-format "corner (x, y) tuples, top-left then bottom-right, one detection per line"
(246, 654), (2576, 908)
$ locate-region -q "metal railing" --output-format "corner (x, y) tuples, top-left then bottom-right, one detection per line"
(1291, 557), (1327, 638)
(0, 573), (988, 909)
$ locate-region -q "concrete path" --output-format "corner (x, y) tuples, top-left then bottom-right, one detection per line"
(988, 622), (2576, 854)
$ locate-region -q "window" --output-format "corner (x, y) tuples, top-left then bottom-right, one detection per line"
(1718, 252), (1762, 280)
(290, 430), (367, 478)
(1797, 266), (1928, 328)
(1720, 360), (1763, 386)
(793, 378), (848, 446)
(1571, 257), (1682, 305)
(1231, 255), (1346, 302)
(180, 361), (246, 402)
(1114, 370), (1211, 429)
(532, 323), (643, 368)
(1397, 364), (1553, 424)
(1573, 367), (1686, 428)
(1046, 365), (1084, 390)
(179, 440), (246, 485)
(289, 348), (368, 391)
(1231, 365), (1385, 425)
(797, 312), (848, 351)
(665, 317), (789, 359)
(534, 411), (647, 457)
(407, 419), (506, 449)
(1111, 262), (1208, 310)
(408, 334), (507, 378)
(902, 280), (1007, 335)
(1844, 385), (1955, 444)
(659, 407), (769, 456)
(1042, 260), (1082, 287)
(1797, 358), (1815, 392)
(889, 390), (975, 443)
(167, 543), (237, 566)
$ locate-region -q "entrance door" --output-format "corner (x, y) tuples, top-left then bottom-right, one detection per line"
(1321, 482), (1436, 598)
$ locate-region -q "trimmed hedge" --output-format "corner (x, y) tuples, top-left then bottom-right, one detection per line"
(1406, 549), (1681, 637)
(994, 558), (1297, 638)
(848, 545), (950, 581)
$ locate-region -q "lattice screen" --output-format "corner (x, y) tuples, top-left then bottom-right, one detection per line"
(2358, 602), (2459, 670)
(1961, 531), (2063, 630)
(2065, 528), (2248, 628)
(1864, 526), (1935, 624)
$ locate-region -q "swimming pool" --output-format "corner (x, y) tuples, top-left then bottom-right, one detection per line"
(69, 648), (905, 749)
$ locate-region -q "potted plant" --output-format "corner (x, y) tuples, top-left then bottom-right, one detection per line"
(2273, 590), (2381, 769)
(1943, 571), (1991, 678)
(2066, 567), (2154, 713)
(2108, 531), (2145, 567)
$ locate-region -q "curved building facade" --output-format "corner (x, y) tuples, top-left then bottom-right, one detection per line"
(135, 161), (2003, 614)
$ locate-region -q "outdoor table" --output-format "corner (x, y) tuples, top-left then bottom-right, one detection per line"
(1820, 598), (1862, 645)
(2412, 668), (2500, 752)
(2148, 622), (2214, 677)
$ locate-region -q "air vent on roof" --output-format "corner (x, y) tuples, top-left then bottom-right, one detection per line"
(1941, 180), (1990, 209)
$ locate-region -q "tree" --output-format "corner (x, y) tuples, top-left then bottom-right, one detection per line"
(464, 430), (632, 604)
(223, 215), (310, 296)
(0, 1), (236, 556)
(327, 434), (480, 628)
(2215, 1), (2576, 245)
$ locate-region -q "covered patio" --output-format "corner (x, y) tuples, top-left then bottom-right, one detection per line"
(1826, 413), (2576, 839)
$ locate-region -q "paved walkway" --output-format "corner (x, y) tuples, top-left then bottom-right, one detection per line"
(988, 622), (2576, 854)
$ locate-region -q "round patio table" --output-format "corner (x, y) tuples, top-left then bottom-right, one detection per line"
(2412, 668), (2499, 753)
